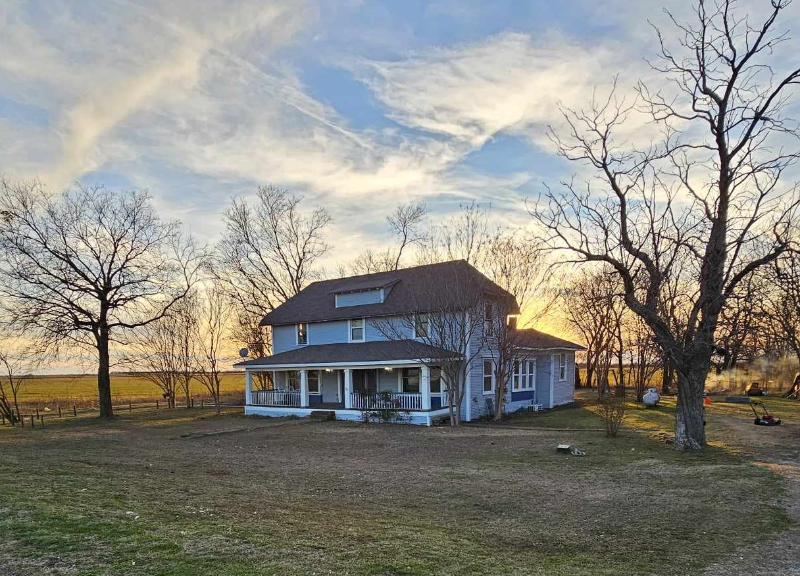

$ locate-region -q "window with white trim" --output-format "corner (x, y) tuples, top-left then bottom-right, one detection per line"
(296, 323), (308, 345)
(414, 314), (429, 338)
(513, 359), (536, 391)
(308, 370), (320, 394)
(287, 371), (299, 391)
(349, 318), (365, 342)
(559, 353), (567, 381)
(483, 359), (495, 394)
(400, 368), (420, 393)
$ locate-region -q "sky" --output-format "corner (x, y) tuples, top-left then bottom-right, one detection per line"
(0, 0), (797, 267)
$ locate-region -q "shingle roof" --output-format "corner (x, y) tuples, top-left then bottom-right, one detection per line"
(260, 260), (518, 326)
(515, 328), (585, 351)
(234, 340), (459, 367)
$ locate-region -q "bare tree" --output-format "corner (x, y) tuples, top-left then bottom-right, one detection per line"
(194, 283), (232, 414)
(0, 181), (202, 418)
(374, 264), (490, 425)
(560, 269), (626, 399)
(0, 339), (33, 425)
(482, 235), (549, 420)
(625, 315), (662, 402)
(763, 251), (800, 371)
(125, 315), (182, 408)
(213, 185), (330, 371)
(418, 202), (492, 267)
(348, 202), (428, 274)
(532, 1), (800, 449)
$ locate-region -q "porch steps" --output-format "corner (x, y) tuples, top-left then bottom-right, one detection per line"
(308, 410), (336, 421)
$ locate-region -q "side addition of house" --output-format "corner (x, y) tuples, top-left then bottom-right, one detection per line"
(235, 260), (584, 425)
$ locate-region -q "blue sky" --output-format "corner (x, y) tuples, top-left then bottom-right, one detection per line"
(0, 0), (796, 267)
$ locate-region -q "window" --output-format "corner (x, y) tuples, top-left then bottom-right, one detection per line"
(513, 360), (536, 390)
(296, 322), (308, 345)
(287, 371), (299, 391)
(483, 359), (494, 394)
(559, 353), (567, 381)
(430, 367), (442, 394)
(308, 371), (320, 394)
(400, 368), (420, 393)
(414, 314), (429, 338)
(484, 302), (494, 336)
(349, 318), (365, 342)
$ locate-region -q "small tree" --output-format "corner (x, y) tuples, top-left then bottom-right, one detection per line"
(194, 283), (232, 414)
(126, 316), (182, 408)
(561, 269), (625, 398)
(0, 340), (33, 425)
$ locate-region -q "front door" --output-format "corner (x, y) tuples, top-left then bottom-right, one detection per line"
(353, 369), (378, 394)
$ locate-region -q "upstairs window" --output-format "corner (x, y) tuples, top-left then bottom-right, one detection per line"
(483, 359), (495, 394)
(414, 314), (429, 338)
(484, 302), (494, 336)
(349, 318), (365, 342)
(559, 353), (567, 381)
(296, 322), (308, 345)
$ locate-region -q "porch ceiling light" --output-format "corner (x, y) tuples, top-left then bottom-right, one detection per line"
(325, 368), (333, 373)
(384, 366), (392, 371)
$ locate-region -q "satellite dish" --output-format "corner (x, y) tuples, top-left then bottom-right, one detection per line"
(239, 347), (249, 358)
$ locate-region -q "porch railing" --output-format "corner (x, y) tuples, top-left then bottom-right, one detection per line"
(351, 392), (422, 411)
(250, 390), (301, 407)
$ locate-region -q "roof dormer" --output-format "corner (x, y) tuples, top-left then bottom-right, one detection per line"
(331, 278), (400, 308)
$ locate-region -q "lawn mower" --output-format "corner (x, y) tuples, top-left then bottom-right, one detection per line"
(750, 401), (781, 426)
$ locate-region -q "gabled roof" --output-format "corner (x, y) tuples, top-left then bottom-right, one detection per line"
(515, 328), (585, 351)
(234, 340), (459, 368)
(260, 260), (518, 326)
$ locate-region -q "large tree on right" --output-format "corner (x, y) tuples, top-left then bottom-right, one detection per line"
(533, 0), (800, 450)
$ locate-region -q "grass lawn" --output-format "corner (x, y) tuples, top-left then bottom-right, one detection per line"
(0, 396), (797, 575)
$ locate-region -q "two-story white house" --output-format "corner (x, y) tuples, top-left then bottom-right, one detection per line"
(236, 260), (583, 425)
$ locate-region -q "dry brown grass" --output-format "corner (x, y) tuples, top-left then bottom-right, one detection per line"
(0, 400), (796, 575)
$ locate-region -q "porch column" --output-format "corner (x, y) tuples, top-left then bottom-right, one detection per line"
(344, 368), (353, 409)
(300, 369), (309, 408)
(420, 365), (431, 410)
(245, 371), (253, 406)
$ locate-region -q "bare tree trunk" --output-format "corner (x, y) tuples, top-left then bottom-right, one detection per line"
(97, 330), (113, 418)
(674, 365), (706, 450)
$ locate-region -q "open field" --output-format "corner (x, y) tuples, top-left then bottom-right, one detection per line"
(12, 372), (245, 408)
(0, 394), (798, 575)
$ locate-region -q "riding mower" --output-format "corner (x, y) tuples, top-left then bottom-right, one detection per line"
(750, 401), (781, 426)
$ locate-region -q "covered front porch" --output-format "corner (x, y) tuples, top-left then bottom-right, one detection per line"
(245, 365), (448, 410)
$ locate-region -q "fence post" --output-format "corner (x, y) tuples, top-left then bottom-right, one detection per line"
(73, 405), (77, 417)
(201, 397), (204, 409)
(191, 398), (194, 409)
(20, 413), (24, 427)
(30, 415), (34, 428)
(36, 408), (40, 421)
(156, 400), (159, 410)
(129, 402), (132, 412)
(58, 406), (62, 418)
